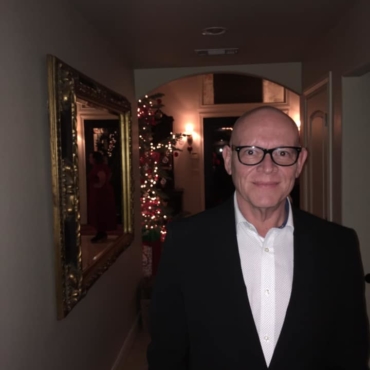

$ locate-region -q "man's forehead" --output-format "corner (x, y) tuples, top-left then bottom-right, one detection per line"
(236, 111), (296, 131)
(232, 113), (299, 144)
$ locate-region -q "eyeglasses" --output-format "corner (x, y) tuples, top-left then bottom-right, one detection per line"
(232, 145), (302, 166)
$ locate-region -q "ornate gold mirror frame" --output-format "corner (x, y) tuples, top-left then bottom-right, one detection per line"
(47, 55), (134, 319)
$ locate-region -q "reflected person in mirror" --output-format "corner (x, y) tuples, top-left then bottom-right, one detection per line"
(87, 151), (117, 243)
(147, 106), (369, 370)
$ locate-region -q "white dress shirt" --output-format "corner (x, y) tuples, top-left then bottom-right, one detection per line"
(235, 194), (294, 367)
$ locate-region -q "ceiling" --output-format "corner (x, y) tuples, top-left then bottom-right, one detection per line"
(72, 0), (355, 69)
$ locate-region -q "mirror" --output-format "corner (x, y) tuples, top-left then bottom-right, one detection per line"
(47, 55), (134, 319)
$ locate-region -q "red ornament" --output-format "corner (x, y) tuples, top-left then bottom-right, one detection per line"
(151, 152), (160, 161)
(173, 151), (179, 157)
(139, 156), (146, 165)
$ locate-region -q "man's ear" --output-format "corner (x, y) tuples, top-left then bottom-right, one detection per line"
(222, 145), (232, 175)
(295, 147), (308, 178)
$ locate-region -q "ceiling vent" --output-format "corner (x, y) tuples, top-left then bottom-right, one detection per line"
(202, 27), (226, 36)
(195, 48), (239, 56)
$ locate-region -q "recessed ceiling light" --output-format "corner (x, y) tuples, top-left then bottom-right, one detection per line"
(195, 48), (239, 56)
(202, 27), (226, 36)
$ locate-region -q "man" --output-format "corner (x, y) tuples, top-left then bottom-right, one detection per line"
(147, 106), (369, 369)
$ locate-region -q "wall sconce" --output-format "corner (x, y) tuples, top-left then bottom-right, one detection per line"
(296, 119), (301, 132)
(185, 123), (194, 153)
(293, 114), (301, 132)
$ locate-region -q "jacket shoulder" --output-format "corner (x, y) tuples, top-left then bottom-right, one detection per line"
(293, 207), (357, 237)
(166, 199), (234, 236)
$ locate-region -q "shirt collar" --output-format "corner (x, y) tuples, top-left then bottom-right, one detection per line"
(234, 192), (294, 230)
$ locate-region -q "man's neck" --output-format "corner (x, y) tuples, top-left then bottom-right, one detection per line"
(237, 197), (288, 238)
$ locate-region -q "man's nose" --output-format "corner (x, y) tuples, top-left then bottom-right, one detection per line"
(258, 152), (276, 171)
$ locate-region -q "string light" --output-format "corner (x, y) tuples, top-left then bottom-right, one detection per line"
(138, 94), (184, 242)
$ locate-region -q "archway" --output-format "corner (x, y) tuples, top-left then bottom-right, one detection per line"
(138, 71), (301, 216)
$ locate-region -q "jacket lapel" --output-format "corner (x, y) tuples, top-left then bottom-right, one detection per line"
(213, 198), (267, 368)
(269, 208), (315, 368)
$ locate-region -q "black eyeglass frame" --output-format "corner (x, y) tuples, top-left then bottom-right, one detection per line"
(231, 145), (302, 167)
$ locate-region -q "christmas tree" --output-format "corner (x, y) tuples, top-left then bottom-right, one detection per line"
(138, 93), (183, 245)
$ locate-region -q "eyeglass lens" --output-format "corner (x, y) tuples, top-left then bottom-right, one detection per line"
(238, 147), (298, 165)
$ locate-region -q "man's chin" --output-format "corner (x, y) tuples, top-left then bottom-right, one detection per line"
(249, 197), (285, 211)
(236, 191), (286, 210)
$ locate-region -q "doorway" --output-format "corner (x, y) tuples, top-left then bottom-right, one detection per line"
(203, 117), (237, 209)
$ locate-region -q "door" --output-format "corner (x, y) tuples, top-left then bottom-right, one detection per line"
(342, 71), (370, 325)
(302, 74), (332, 221)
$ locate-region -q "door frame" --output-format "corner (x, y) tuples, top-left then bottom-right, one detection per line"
(301, 72), (333, 221)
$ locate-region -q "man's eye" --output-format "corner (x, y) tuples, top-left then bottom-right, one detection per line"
(277, 150), (290, 157)
(243, 149), (259, 156)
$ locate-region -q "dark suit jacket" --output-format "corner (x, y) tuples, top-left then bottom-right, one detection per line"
(147, 199), (369, 369)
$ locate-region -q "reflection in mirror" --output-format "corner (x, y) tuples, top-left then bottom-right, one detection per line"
(77, 103), (124, 271)
(47, 55), (134, 319)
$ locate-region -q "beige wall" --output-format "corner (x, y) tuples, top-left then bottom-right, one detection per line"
(149, 75), (300, 215)
(302, 0), (370, 223)
(1, 1), (141, 369)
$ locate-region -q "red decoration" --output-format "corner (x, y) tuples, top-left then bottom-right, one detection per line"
(174, 151), (179, 157)
(138, 94), (182, 278)
(151, 151), (160, 161)
(145, 239), (162, 276)
(212, 152), (221, 166)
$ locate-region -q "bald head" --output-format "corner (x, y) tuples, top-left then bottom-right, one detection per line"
(222, 105), (307, 220)
(230, 106), (300, 146)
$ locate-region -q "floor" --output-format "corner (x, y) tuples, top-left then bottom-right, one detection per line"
(120, 330), (150, 370)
